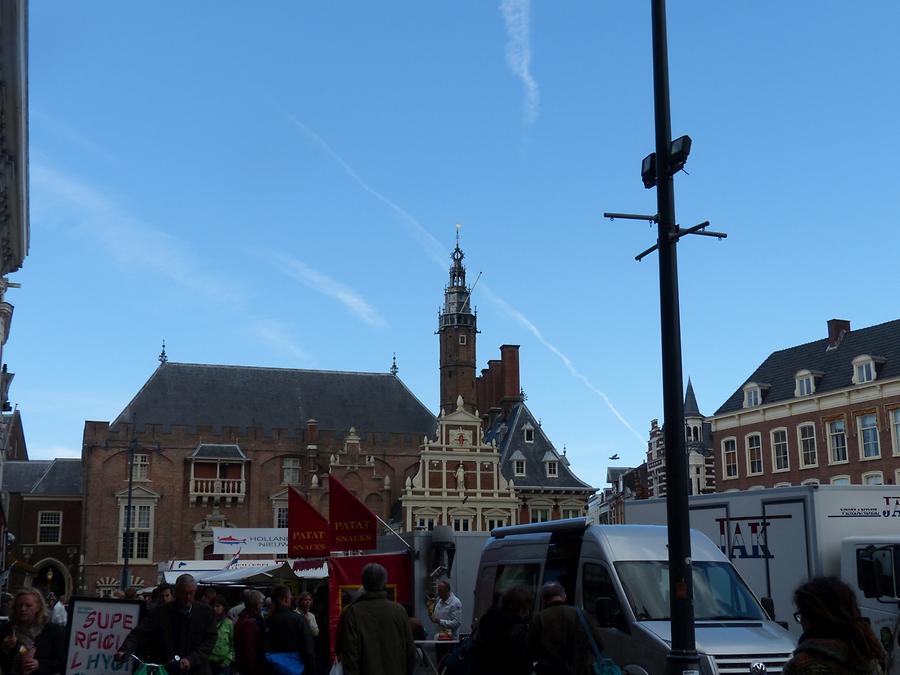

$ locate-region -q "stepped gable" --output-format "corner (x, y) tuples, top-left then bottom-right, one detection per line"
(111, 362), (437, 437)
(485, 402), (594, 490)
(716, 318), (900, 415)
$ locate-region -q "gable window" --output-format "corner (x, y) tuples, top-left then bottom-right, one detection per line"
(828, 420), (848, 463)
(852, 355), (878, 384)
(38, 511), (62, 544)
(858, 414), (880, 459)
(798, 424), (818, 468)
(524, 426), (535, 443)
(131, 453), (149, 481)
(530, 508), (550, 523)
(771, 429), (790, 472)
(546, 461), (559, 478)
(275, 506), (289, 528)
(514, 460), (526, 477)
(282, 457), (301, 484)
(722, 438), (738, 479)
(862, 471), (883, 486)
(892, 409), (900, 456)
(746, 434), (763, 476)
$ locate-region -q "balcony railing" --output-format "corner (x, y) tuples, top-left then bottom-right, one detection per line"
(190, 477), (246, 504)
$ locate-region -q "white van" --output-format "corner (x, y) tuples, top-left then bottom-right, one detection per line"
(474, 519), (795, 674)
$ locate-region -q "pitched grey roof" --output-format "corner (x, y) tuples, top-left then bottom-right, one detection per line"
(606, 467), (631, 484)
(684, 379), (701, 417)
(2, 459), (82, 495)
(484, 403), (593, 491)
(716, 319), (900, 415)
(192, 444), (247, 460)
(111, 362), (437, 438)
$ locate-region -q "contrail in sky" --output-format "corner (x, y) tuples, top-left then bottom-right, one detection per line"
(277, 109), (644, 448)
(500, 0), (540, 125)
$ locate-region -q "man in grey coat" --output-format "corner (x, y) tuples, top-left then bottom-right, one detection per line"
(335, 563), (416, 675)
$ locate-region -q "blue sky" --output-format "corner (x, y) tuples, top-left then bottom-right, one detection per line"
(14, 2), (900, 490)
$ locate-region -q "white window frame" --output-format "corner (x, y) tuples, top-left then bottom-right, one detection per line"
(830, 475), (851, 485)
(131, 453), (149, 481)
(561, 508), (582, 520)
(891, 408), (900, 456)
(282, 457), (301, 485)
(827, 419), (848, 464)
(852, 355), (876, 384)
(546, 460), (559, 478)
(514, 460), (526, 477)
(743, 384), (761, 409)
(37, 511), (62, 544)
(745, 433), (763, 476)
(274, 505), (289, 528)
(524, 426), (535, 443)
(774, 482), (792, 488)
(452, 517), (471, 532)
(895, 468), (900, 487)
(862, 471), (884, 486)
(530, 507), (551, 523)
(857, 413), (881, 460)
(801, 479), (820, 486)
(798, 423), (818, 468)
(771, 428), (790, 472)
(794, 370), (815, 397)
(485, 517), (506, 531)
(458, 335), (467, 345)
(722, 437), (738, 479)
(417, 517), (437, 531)
(118, 502), (155, 564)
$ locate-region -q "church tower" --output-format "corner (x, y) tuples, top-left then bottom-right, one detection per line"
(438, 227), (478, 414)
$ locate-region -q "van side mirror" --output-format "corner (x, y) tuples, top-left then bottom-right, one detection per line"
(594, 597), (613, 627)
(760, 596), (776, 621)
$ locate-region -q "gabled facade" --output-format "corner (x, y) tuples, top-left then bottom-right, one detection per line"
(712, 318), (900, 490)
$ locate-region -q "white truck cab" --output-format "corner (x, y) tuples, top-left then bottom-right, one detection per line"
(474, 519), (795, 674)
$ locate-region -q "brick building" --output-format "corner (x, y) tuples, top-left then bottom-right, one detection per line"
(712, 318), (900, 490)
(1, 459), (82, 598)
(646, 380), (716, 498)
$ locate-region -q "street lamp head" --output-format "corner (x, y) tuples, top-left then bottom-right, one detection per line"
(641, 153), (657, 189)
(669, 135), (692, 174)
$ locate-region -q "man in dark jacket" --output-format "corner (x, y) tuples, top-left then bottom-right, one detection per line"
(265, 585), (316, 675)
(335, 563), (415, 675)
(117, 574), (218, 675)
(527, 582), (604, 675)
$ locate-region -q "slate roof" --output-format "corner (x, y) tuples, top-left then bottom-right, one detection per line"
(484, 403), (593, 491)
(684, 379), (701, 417)
(606, 467), (631, 484)
(716, 319), (900, 415)
(1, 459), (82, 495)
(110, 362), (437, 437)
(192, 444), (247, 460)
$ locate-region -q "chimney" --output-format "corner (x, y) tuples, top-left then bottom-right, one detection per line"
(827, 319), (851, 349)
(499, 345), (521, 403)
(306, 419), (318, 445)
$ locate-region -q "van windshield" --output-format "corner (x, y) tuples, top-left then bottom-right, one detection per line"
(614, 560), (765, 621)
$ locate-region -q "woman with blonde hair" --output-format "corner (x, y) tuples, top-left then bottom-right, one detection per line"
(0, 589), (66, 675)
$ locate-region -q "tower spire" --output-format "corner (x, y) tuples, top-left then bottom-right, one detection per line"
(390, 352), (398, 376)
(158, 340), (168, 365)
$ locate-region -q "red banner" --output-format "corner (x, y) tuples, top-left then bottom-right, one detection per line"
(288, 487), (329, 558)
(328, 552), (413, 661)
(328, 476), (377, 552)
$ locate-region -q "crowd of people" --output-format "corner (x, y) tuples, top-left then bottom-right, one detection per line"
(0, 571), (888, 675)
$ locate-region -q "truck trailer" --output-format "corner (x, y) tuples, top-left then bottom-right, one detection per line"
(623, 485), (900, 672)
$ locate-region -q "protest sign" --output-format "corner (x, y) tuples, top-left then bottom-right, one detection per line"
(65, 597), (143, 675)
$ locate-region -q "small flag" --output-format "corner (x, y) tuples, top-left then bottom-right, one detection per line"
(226, 548), (241, 569)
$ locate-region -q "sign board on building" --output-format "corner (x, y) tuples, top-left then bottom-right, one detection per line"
(211, 528), (288, 555)
(64, 597), (143, 675)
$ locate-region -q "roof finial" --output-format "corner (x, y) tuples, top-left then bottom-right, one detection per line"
(390, 352), (398, 376)
(455, 222), (461, 248)
(159, 340), (168, 364)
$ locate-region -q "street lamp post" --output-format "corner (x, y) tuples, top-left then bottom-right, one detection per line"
(120, 435), (137, 592)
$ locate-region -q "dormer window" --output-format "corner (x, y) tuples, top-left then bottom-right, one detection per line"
(794, 370), (822, 397)
(546, 461), (558, 477)
(742, 382), (768, 409)
(514, 460), (526, 476)
(523, 423), (535, 443)
(852, 355), (880, 384)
